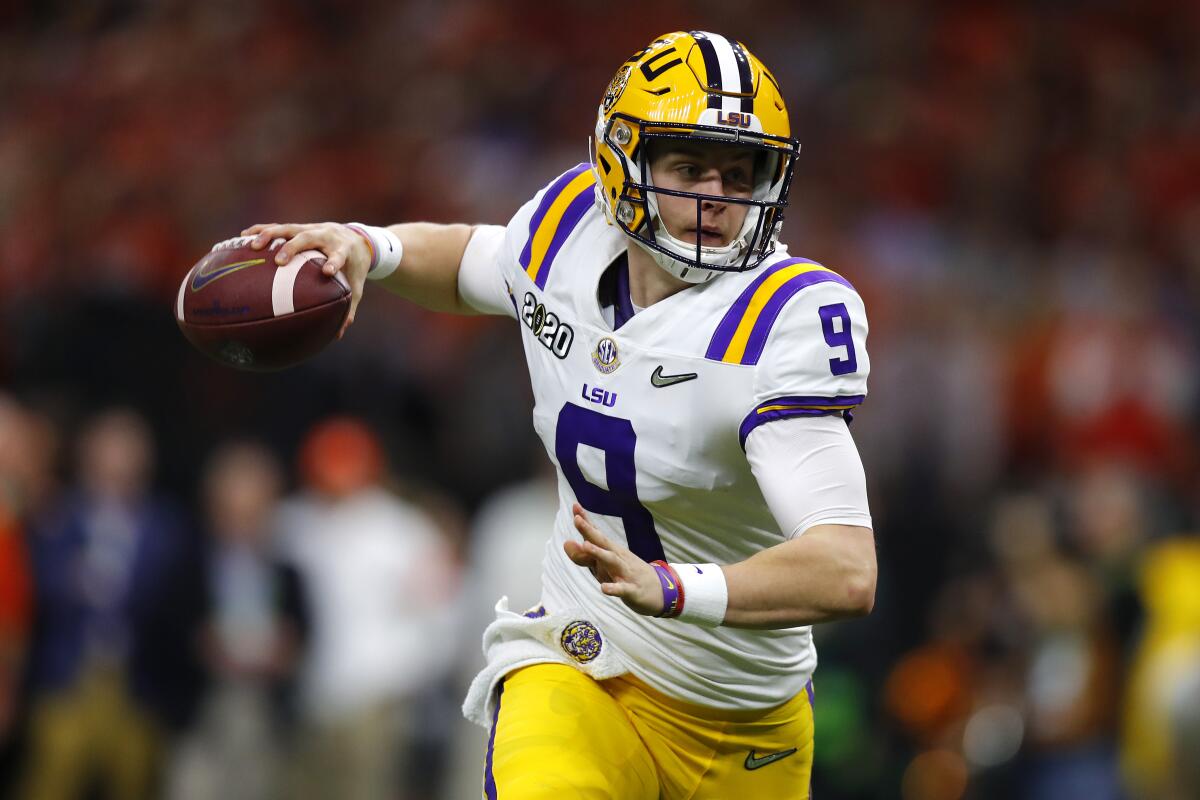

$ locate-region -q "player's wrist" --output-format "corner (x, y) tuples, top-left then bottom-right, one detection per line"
(345, 222), (403, 280)
(650, 561), (684, 618)
(651, 561), (727, 627)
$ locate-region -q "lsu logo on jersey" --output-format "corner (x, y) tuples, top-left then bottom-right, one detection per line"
(581, 384), (617, 407)
(521, 292), (574, 358)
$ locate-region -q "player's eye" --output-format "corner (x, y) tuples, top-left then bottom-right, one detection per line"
(724, 168), (752, 193)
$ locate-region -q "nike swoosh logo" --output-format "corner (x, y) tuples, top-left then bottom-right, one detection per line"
(650, 366), (698, 388)
(744, 748), (798, 771)
(191, 258), (264, 291)
(642, 87), (671, 95)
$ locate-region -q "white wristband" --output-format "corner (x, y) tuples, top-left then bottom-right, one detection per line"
(672, 563), (728, 627)
(346, 222), (403, 281)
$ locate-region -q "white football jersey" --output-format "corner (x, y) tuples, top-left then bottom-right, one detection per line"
(466, 163), (870, 710)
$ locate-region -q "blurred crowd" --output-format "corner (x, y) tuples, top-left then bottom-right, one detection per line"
(1, 0), (1199, 798)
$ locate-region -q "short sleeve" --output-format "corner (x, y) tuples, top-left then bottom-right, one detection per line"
(457, 225), (514, 317)
(457, 163), (597, 318)
(733, 263), (870, 447)
(746, 415), (872, 538)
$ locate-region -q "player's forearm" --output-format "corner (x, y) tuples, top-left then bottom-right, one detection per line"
(720, 524), (876, 629)
(375, 222), (476, 314)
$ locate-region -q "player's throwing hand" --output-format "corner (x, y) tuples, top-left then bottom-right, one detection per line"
(564, 504), (665, 616)
(240, 221), (372, 338)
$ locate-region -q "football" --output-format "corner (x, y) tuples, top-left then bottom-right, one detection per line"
(175, 236), (350, 371)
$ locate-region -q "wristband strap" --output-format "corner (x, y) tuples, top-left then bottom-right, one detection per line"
(671, 563), (728, 627)
(345, 224), (377, 272)
(650, 561), (684, 618)
(346, 222), (403, 281)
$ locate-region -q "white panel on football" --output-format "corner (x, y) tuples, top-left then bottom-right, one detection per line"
(270, 251), (314, 317)
(576, 443), (608, 491)
(176, 270), (188, 320)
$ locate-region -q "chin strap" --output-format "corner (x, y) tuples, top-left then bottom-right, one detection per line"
(642, 241), (721, 284)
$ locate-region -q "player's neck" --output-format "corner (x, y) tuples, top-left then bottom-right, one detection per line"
(625, 245), (691, 307)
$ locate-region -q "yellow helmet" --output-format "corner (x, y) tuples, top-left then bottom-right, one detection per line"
(593, 31), (800, 283)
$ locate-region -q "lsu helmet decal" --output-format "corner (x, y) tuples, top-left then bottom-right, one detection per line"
(593, 31), (800, 283)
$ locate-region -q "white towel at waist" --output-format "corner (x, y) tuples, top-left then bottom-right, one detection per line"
(462, 596), (630, 728)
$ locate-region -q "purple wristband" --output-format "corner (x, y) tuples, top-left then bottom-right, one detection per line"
(650, 560), (684, 618)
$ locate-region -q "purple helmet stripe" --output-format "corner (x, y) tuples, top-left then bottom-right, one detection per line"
(739, 270), (855, 365)
(532, 182), (594, 289)
(519, 163), (591, 270)
(704, 258), (820, 360)
(689, 31), (724, 108)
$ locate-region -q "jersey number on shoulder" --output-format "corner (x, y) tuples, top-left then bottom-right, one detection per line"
(819, 302), (857, 375)
(554, 403), (665, 563)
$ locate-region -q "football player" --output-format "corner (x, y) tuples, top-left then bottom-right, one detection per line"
(244, 31), (876, 799)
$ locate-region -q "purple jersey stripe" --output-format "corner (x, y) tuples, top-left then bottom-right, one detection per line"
(739, 405), (854, 448)
(739, 270), (855, 365)
(805, 680), (815, 800)
(613, 256), (636, 329)
(519, 164), (590, 269)
(704, 258), (822, 360)
(533, 184), (594, 290)
(759, 394), (865, 408)
(484, 681), (505, 799)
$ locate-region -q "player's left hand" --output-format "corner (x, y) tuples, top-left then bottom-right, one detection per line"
(239, 221), (371, 339)
(564, 504), (665, 616)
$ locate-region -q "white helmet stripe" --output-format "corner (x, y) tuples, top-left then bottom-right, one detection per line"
(730, 40), (756, 113)
(691, 31), (744, 112)
(704, 33), (745, 112)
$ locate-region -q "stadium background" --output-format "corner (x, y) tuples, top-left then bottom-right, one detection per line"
(1, 1), (1199, 798)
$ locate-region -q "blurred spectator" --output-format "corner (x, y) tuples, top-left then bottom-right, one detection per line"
(0, 396), (35, 790)
(458, 459), (559, 671)
(278, 417), (458, 800)
(1121, 537), (1200, 800)
(19, 408), (197, 800)
(168, 441), (309, 800)
(1013, 554), (1124, 800)
(444, 462), (557, 800)
(885, 490), (1130, 800)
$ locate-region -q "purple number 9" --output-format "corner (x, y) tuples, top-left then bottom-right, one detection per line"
(554, 403), (665, 563)
(819, 303), (857, 376)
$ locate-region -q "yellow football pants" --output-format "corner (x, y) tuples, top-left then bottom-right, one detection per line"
(484, 663), (814, 799)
